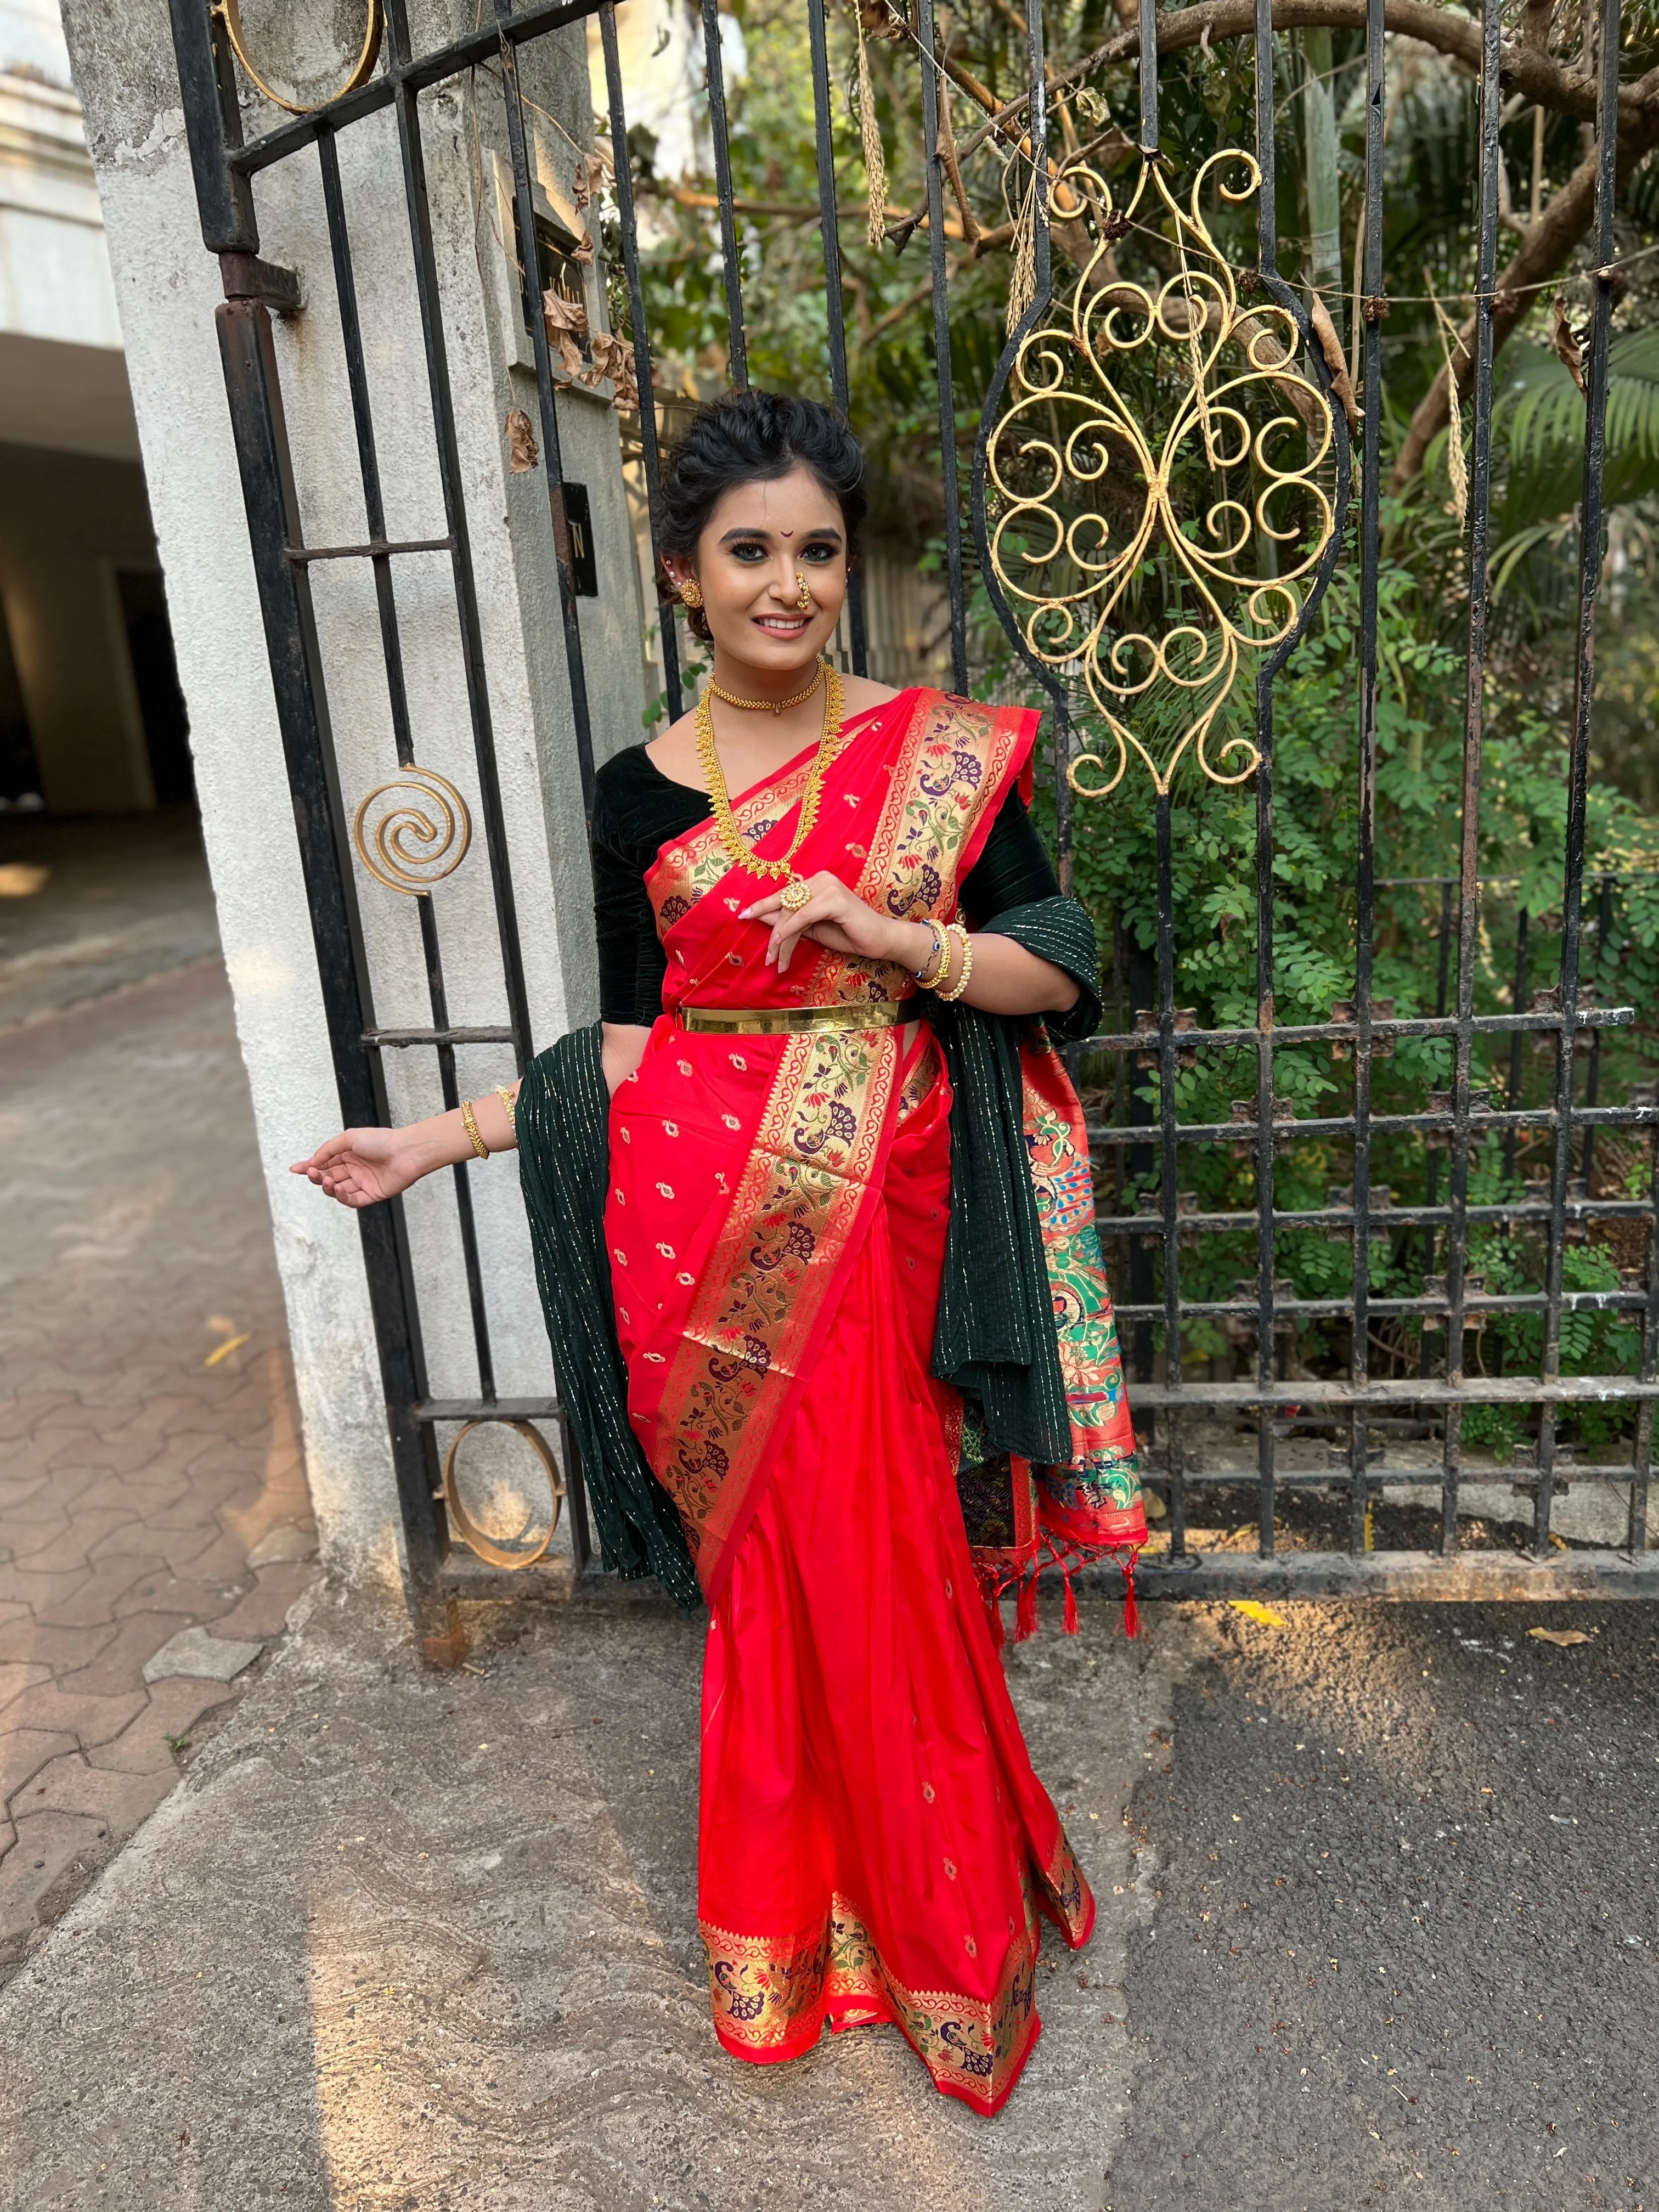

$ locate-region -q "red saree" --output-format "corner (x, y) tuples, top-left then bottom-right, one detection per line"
(603, 689), (1141, 2113)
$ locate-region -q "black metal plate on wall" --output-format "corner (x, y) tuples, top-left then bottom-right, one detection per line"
(562, 482), (597, 599)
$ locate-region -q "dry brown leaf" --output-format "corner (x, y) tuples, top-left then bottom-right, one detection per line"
(1526, 1627), (1592, 1647)
(1308, 292), (1362, 434)
(542, 287), (588, 338)
(586, 329), (639, 412)
(1551, 294), (1587, 396)
(570, 149), (606, 214)
(504, 406), (539, 473)
(571, 229), (596, 267)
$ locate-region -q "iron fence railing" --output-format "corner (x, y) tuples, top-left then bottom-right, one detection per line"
(165, 0), (1658, 1638)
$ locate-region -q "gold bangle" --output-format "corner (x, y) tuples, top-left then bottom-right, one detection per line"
(460, 1098), (488, 1159)
(915, 917), (950, 990)
(496, 1084), (518, 1132)
(937, 922), (975, 1003)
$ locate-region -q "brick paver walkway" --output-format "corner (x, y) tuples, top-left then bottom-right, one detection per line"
(0, 955), (318, 1972)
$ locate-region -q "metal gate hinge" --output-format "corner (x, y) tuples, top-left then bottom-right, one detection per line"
(218, 251), (302, 316)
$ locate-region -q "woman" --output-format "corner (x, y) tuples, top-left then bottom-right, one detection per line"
(293, 391), (1144, 2115)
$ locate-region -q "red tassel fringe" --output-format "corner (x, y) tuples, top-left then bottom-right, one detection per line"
(1121, 1551), (1139, 1638)
(1014, 1570), (1039, 1642)
(1061, 1562), (1079, 1636)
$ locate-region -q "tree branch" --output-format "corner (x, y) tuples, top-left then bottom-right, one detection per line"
(1390, 91), (1659, 488)
(956, 0), (1659, 160)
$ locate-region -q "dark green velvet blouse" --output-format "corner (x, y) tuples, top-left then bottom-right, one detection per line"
(590, 740), (1062, 1025)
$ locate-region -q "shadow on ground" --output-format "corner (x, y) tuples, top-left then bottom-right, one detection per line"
(1105, 1599), (1659, 2212)
(0, 1584), (1188, 2211)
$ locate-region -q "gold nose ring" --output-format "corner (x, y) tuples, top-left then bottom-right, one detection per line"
(795, 571), (812, 612)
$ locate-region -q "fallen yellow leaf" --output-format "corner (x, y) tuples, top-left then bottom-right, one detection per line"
(1526, 1627), (1590, 1647)
(204, 1333), (250, 1367)
(1229, 1599), (1287, 1628)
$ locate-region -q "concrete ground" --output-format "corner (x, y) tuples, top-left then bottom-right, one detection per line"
(2, 816), (1656, 2210)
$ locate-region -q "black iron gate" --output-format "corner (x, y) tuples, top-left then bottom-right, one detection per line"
(166, 0), (1657, 1642)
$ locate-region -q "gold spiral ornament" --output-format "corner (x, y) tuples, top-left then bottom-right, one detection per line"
(981, 149), (1345, 800)
(352, 765), (473, 896)
(441, 1419), (564, 1572)
(211, 0), (383, 116)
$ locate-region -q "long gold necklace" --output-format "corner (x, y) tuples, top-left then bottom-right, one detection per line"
(707, 661), (826, 716)
(697, 659), (843, 911)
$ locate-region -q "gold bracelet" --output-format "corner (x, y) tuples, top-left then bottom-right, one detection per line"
(460, 1098), (488, 1159)
(937, 922), (975, 1003)
(915, 917), (950, 991)
(496, 1084), (518, 1132)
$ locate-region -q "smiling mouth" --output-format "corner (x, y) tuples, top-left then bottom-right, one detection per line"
(754, 614), (809, 632)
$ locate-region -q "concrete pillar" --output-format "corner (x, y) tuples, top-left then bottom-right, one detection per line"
(58, 0), (644, 1588)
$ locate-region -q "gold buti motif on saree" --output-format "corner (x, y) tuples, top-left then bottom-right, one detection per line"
(983, 152), (1344, 799)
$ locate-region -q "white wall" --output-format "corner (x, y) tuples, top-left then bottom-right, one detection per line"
(58, 0), (643, 1589)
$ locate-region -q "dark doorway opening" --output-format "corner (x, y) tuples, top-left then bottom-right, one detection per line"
(0, 595), (40, 805)
(118, 568), (193, 808)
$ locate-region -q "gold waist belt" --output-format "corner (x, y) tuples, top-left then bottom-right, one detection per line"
(679, 1000), (911, 1036)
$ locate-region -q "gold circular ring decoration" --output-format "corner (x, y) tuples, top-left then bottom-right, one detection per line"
(351, 765), (472, 896)
(441, 1419), (565, 1572)
(211, 0), (383, 117)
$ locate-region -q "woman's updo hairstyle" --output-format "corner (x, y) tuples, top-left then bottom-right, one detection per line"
(656, 390), (867, 641)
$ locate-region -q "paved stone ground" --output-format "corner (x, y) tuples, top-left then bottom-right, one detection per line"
(0, 830), (318, 1976)
(0, 1583), (1183, 2211)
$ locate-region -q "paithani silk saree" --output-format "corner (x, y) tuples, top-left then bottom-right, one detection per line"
(599, 686), (1144, 2114)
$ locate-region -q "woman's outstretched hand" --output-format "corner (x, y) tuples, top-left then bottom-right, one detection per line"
(290, 1126), (432, 1209)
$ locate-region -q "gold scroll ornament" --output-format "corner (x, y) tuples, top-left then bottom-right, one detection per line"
(352, 766), (472, 895)
(442, 1419), (565, 1571)
(212, 0), (383, 116)
(982, 150), (1341, 800)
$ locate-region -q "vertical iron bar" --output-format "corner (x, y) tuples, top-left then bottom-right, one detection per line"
(1580, 873), (1613, 1193)
(701, 0), (747, 388)
(918, 0), (968, 694)
(1253, 0), (1278, 1556)
(600, 3), (682, 719)
(1024, 0), (1073, 892)
(1138, 0), (1159, 153)
(1539, 0), (1619, 1551)
(1255, 0), (1276, 275)
(317, 125), (496, 1403)
(1419, 879), (1454, 1383)
(1155, 792), (1183, 1437)
(1353, 0), (1387, 1551)
(806, 0), (867, 676)
(1504, 905), (1529, 1180)
(1632, 1121), (1658, 1554)
(214, 296), (450, 1651)
(378, 0), (536, 1053)
(490, 5), (600, 826)
(166, 0), (257, 251)
(1438, 0), (1500, 1556)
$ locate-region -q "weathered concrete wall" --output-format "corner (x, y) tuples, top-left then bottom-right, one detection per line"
(57, 0), (641, 1590)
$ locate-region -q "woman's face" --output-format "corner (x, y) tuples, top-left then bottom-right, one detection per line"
(677, 464), (847, 672)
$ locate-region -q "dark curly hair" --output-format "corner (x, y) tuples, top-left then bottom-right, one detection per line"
(656, 390), (867, 640)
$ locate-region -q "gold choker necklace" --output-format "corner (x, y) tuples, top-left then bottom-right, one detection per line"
(707, 660), (827, 716)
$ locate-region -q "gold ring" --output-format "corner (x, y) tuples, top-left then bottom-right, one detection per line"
(779, 876), (812, 912)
